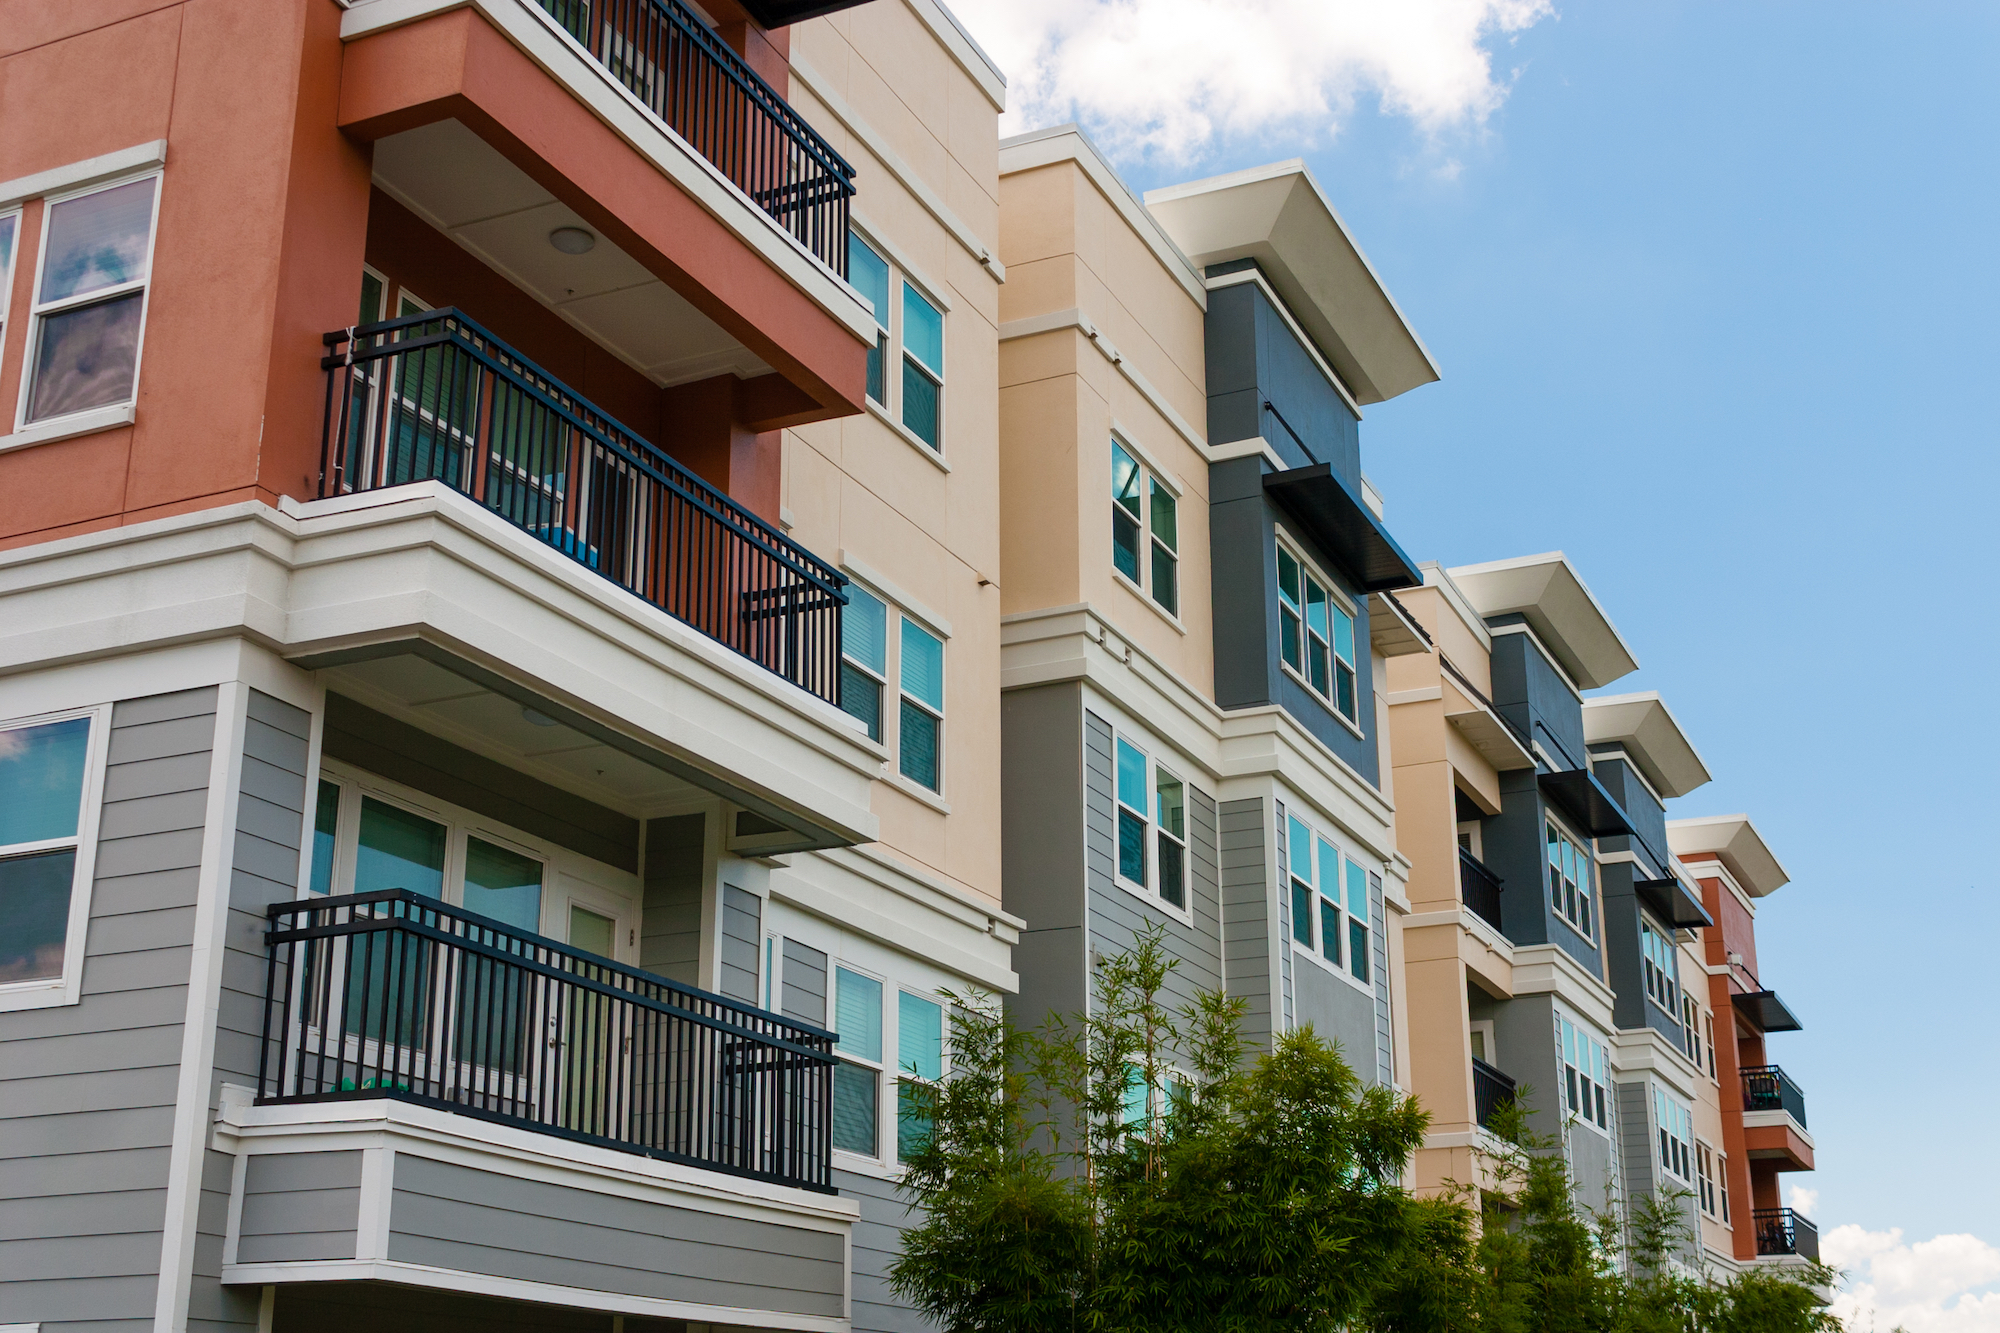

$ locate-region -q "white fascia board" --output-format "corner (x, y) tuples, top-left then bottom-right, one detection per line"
(1445, 551), (1639, 690)
(999, 124), (1206, 306)
(775, 845), (1018, 992)
(1583, 692), (1713, 798)
(1666, 814), (1791, 897)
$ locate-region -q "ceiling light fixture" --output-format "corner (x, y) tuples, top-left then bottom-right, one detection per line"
(548, 226), (596, 255)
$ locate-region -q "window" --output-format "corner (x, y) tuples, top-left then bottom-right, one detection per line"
(1697, 1142), (1720, 1218)
(1681, 993), (1704, 1067)
(848, 235), (890, 405)
(1276, 542), (1358, 722)
(0, 708), (107, 1009)
(901, 282), (943, 449)
(1704, 1011), (1718, 1078)
(1655, 1088), (1694, 1183)
(898, 619), (944, 791)
(20, 174), (161, 427)
(833, 966), (883, 1156)
(1641, 917), (1679, 1015)
(896, 989), (944, 1161)
(1108, 727), (1193, 915)
(840, 585), (888, 742)
(0, 209), (18, 360)
(1285, 812), (1374, 988)
(1546, 820), (1594, 938)
(1110, 441), (1179, 615)
(1718, 1152), (1731, 1222)
(1557, 1013), (1610, 1132)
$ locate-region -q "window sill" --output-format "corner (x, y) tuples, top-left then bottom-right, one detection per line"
(1109, 567), (1187, 636)
(864, 398), (950, 473)
(1290, 940), (1374, 997)
(0, 977), (78, 1013)
(0, 402), (136, 455)
(1277, 660), (1367, 740)
(833, 1148), (908, 1183)
(887, 769), (952, 814)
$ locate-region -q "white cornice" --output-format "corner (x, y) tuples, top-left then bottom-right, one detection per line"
(1509, 942), (1616, 1030)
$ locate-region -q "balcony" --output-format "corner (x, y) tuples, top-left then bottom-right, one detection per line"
(321, 309), (847, 703)
(1459, 849), (1506, 935)
(1472, 1057), (1517, 1131)
(1754, 1207), (1821, 1263)
(257, 889), (837, 1192)
(1743, 1064), (1808, 1129)
(536, 0), (855, 275)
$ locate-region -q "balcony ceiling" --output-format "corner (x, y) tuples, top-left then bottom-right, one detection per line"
(373, 119), (772, 388)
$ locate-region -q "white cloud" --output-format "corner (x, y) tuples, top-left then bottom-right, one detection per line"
(1827, 1225), (2000, 1333)
(1792, 1185), (1822, 1217)
(951, 0), (1556, 163)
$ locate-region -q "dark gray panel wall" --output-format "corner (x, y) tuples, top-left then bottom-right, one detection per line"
(1082, 712), (1220, 1052)
(387, 1155), (844, 1318)
(322, 694), (638, 872)
(999, 684), (1086, 1032)
(1218, 797), (1275, 1051)
(236, 1151), (362, 1263)
(1488, 630), (1586, 773)
(1492, 994), (1563, 1146)
(1202, 273), (1361, 483)
(640, 814), (704, 988)
(192, 689), (312, 1333)
(718, 885), (760, 1003)
(1616, 1080), (1655, 1216)
(1589, 753), (1668, 874)
(1291, 963), (1373, 1069)
(1568, 1124), (1617, 1217)
(0, 687), (216, 1331)
(782, 939), (828, 1027)
(1483, 770), (1549, 948)
(1600, 865), (1684, 1044)
(836, 1167), (932, 1333)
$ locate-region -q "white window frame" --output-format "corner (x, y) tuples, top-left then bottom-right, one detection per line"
(0, 703), (115, 1013)
(893, 984), (947, 1164)
(1555, 1009), (1611, 1137)
(1655, 1087), (1694, 1184)
(1545, 813), (1595, 941)
(847, 231), (890, 408)
(1640, 915), (1679, 1015)
(895, 615), (946, 798)
(1274, 530), (1362, 735)
(837, 582), (890, 745)
(14, 168), (164, 435)
(830, 960), (888, 1163)
(0, 206), (21, 362)
(1108, 435), (1182, 623)
(1283, 805), (1375, 998)
(1105, 728), (1196, 926)
(1696, 1140), (1721, 1219)
(898, 277), (945, 452)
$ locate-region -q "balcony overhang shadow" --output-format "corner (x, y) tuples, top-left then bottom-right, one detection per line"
(1634, 876), (1714, 930)
(1538, 768), (1636, 839)
(1733, 989), (1804, 1034)
(1263, 463), (1423, 592)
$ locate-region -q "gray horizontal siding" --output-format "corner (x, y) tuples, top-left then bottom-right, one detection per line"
(1218, 797), (1273, 1050)
(782, 938), (828, 1028)
(640, 814), (705, 989)
(719, 884), (761, 1004)
(0, 687), (216, 1332)
(836, 1166), (933, 1333)
(387, 1155), (843, 1317)
(237, 1151), (362, 1264)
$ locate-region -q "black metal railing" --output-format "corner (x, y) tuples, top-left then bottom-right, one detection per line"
(1742, 1064), (1808, 1129)
(1754, 1208), (1820, 1262)
(321, 310), (846, 703)
(536, 0), (854, 273)
(1472, 1057), (1517, 1131)
(1459, 849), (1506, 934)
(258, 890), (837, 1192)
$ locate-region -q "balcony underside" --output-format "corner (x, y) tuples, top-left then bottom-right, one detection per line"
(1742, 1113), (1816, 1172)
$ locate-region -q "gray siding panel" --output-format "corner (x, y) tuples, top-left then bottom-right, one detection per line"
(837, 1166), (933, 1333)
(718, 884), (761, 1003)
(387, 1156), (843, 1317)
(640, 814), (706, 988)
(236, 1152), (362, 1264)
(0, 687), (216, 1332)
(1370, 870), (1392, 1087)
(1218, 797), (1274, 1049)
(999, 684), (1087, 1033)
(782, 938), (829, 1027)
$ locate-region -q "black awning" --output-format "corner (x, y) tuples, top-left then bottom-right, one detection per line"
(1538, 769), (1636, 838)
(1733, 990), (1804, 1034)
(1263, 464), (1423, 592)
(1635, 876), (1715, 930)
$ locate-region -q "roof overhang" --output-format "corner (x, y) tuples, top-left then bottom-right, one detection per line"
(1143, 161), (1439, 405)
(1540, 769), (1636, 839)
(1635, 876), (1715, 930)
(1733, 989), (1804, 1033)
(1264, 464), (1422, 592)
(1667, 815), (1791, 897)
(1583, 693), (1712, 798)
(1445, 552), (1639, 690)
(1368, 590), (1433, 658)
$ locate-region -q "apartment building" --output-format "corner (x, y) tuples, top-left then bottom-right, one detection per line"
(0, 1), (1015, 1330)
(995, 130), (1439, 1099)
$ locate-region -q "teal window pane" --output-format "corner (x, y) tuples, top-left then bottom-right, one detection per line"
(1277, 547), (1301, 607)
(1290, 877), (1313, 947)
(1155, 771), (1185, 840)
(0, 717), (91, 846)
(1113, 507), (1141, 582)
(1287, 815), (1312, 880)
(902, 359), (940, 449)
(1149, 479), (1177, 549)
(1112, 443), (1142, 517)
(835, 967), (883, 1062)
(1346, 859), (1369, 919)
(1280, 607), (1302, 670)
(1317, 838), (1339, 894)
(866, 331), (885, 405)
(0, 849), (77, 983)
(1348, 918), (1369, 982)
(354, 797), (445, 899)
(844, 586), (887, 674)
(1333, 605), (1355, 664)
(899, 991), (943, 1081)
(359, 269), (383, 325)
(309, 780), (340, 894)
(834, 1061), (878, 1155)
(840, 664), (882, 742)
(1335, 661), (1356, 719)
(39, 177), (156, 304)
(462, 836), (543, 934)
(1115, 738), (1147, 812)
(0, 214), (16, 300)
(849, 236), (890, 329)
(900, 620), (944, 712)
(1319, 896), (1340, 965)
(1306, 579), (1329, 640)
(1121, 1063), (1148, 1129)
(1150, 539), (1178, 614)
(1117, 807), (1146, 883)
(899, 700), (940, 790)
(1309, 637), (1330, 696)
(902, 283), (943, 374)
(897, 1078), (932, 1161)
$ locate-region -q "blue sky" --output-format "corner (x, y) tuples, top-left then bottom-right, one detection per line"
(956, 0), (2000, 1322)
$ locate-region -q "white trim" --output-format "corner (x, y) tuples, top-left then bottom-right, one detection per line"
(1097, 711), (1198, 930)
(1110, 422), (1183, 497)
(997, 307), (1211, 460)
(863, 395), (952, 471)
(795, 69), (1002, 283)
(1204, 266), (1364, 418)
(0, 701), (114, 1013)
(1208, 434), (1291, 474)
(155, 681), (248, 1333)
(0, 1324), (44, 1333)
(0, 141), (166, 209)
(0, 401), (135, 454)
(1110, 566), (1187, 637)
